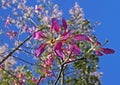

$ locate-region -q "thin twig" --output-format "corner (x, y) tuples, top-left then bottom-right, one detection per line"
(53, 64), (64, 85)
(18, 48), (34, 56)
(63, 47), (74, 63)
(13, 56), (39, 66)
(36, 76), (43, 85)
(0, 35), (32, 64)
(64, 57), (85, 65)
(2, 68), (21, 84)
(29, 18), (38, 27)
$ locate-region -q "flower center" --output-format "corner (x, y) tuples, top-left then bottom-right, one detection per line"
(50, 39), (55, 44)
(47, 38), (56, 45)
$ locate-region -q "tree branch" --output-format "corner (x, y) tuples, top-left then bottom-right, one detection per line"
(61, 65), (64, 85)
(53, 48), (74, 85)
(53, 64), (64, 85)
(53, 57), (86, 85)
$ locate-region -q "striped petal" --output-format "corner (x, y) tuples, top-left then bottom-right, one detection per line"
(102, 48), (115, 54)
(73, 34), (87, 41)
(72, 44), (81, 55)
(62, 18), (67, 30)
(33, 31), (46, 40)
(95, 50), (103, 56)
(53, 42), (62, 50)
(51, 18), (60, 34)
(35, 43), (46, 57)
(55, 50), (65, 59)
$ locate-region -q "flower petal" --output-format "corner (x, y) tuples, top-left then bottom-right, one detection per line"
(62, 18), (67, 30)
(35, 43), (46, 57)
(33, 31), (46, 40)
(102, 48), (115, 54)
(96, 41), (102, 46)
(95, 50), (103, 56)
(53, 42), (62, 50)
(61, 30), (71, 40)
(72, 44), (81, 55)
(51, 18), (60, 33)
(55, 50), (65, 59)
(73, 34), (87, 41)
(86, 36), (94, 43)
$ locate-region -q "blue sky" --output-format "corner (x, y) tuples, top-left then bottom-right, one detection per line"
(56, 0), (120, 85)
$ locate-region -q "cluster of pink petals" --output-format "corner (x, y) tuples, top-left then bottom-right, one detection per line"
(33, 18), (115, 59)
(33, 18), (89, 59)
(41, 53), (54, 77)
(12, 73), (25, 85)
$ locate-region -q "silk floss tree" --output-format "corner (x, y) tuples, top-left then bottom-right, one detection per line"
(0, 0), (114, 85)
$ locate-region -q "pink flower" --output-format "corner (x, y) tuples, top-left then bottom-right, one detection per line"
(6, 30), (17, 39)
(33, 18), (89, 59)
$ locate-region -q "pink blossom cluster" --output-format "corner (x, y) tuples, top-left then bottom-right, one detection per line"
(33, 18), (114, 60)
